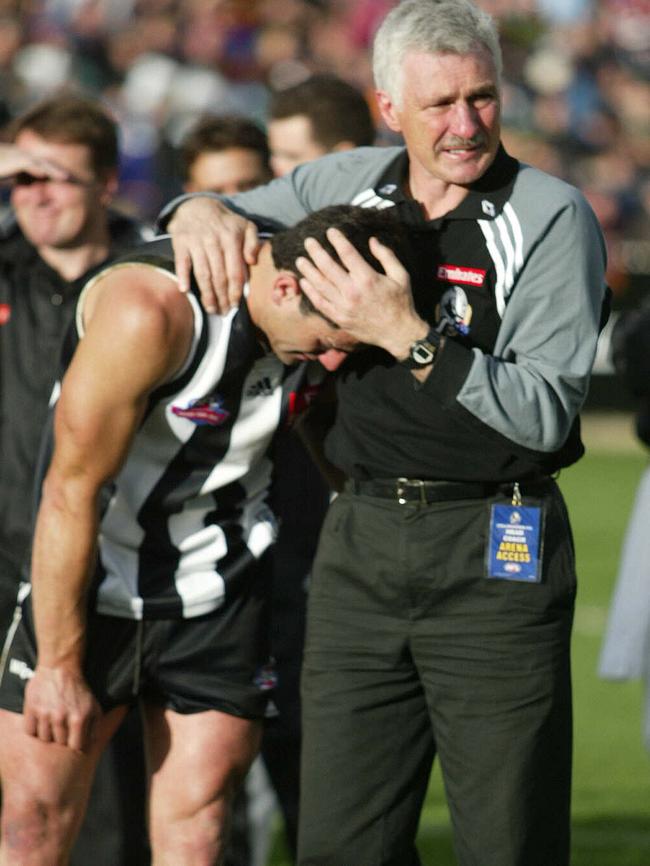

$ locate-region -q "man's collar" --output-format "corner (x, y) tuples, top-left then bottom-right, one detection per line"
(368, 144), (519, 224)
(231, 294), (267, 362)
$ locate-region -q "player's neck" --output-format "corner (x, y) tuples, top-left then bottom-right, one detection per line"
(245, 245), (274, 328)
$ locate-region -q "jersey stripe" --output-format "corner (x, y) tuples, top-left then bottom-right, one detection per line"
(478, 219), (507, 317)
(350, 188), (395, 210)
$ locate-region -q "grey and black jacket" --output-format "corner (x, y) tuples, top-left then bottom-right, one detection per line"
(159, 144), (609, 482)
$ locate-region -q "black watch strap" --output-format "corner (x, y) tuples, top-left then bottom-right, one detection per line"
(400, 327), (441, 370)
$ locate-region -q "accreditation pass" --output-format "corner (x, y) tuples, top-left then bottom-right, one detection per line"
(486, 500), (544, 583)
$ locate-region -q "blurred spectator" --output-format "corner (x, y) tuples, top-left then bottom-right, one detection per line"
(0, 0), (644, 309)
(267, 73), (376, 175)
(0, 14), (26, 123)
(180, 113), (272, 194)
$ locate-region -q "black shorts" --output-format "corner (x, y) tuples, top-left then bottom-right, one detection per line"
(0, 565), (273, 720)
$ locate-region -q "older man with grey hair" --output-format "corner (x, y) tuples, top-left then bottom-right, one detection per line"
(158, 2), (609, 864)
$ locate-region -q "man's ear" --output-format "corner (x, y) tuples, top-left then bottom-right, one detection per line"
(98, 169), (119, 207)
(271, 271), (302, 306)
(375, 90), (402, 134)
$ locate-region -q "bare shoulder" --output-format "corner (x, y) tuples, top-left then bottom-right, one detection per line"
(81, 262), (193, 347)
(77, 262), (196, 387)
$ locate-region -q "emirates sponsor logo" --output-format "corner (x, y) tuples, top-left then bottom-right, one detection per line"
(437, 264), (486, 286)
(0, 302), (11, 325)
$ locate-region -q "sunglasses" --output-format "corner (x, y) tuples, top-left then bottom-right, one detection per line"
(12, 172), (94, 188)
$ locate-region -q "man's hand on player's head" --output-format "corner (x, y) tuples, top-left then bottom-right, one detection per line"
(296, 229), (427, 359)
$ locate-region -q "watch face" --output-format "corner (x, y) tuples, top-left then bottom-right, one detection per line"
(411, 341), (436, 365)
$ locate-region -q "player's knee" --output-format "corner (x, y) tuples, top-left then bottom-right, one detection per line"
(0, 794), (71, 858)
(151, 797), (229, 865)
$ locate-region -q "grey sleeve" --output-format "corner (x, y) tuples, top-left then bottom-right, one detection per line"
(425, 187), (608, 453)
(156, 147), (402, 231)
(155, 183), (306, 233)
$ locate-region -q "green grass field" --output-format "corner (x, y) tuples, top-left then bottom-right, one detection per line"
(269, 441), (650, 865)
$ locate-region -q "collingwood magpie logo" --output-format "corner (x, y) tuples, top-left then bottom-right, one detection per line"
(437, 286), (473, 335)
(246, 376), (275, 397)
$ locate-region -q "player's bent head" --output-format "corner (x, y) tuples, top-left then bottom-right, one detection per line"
(270, 204), (410, 318)
(372, 0), (502, 106)
(250, 206), (411, 370)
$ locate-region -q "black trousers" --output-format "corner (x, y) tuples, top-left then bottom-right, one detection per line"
(298, 483), (575, 866)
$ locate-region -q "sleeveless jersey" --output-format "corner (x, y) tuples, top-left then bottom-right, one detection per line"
(49, 237), (315, 620)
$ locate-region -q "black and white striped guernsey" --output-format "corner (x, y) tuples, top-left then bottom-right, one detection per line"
(50, 237), (316, 621)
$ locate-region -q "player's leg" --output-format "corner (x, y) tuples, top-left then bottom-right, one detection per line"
(0, 591), (150, 866)
(144, 703), (261, 866)
(0, 704), (127, 865)
(142, 563), (272, 866)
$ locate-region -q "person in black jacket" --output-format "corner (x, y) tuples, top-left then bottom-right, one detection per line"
(0, 93), (152, 866)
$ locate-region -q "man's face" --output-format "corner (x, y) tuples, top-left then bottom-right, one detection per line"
(10, 130), (113, 250)
(185, 147), (271, 194)
(268, 115), (328, 177)
(264, 304), (358, 372)
(377, 48), (501, 190)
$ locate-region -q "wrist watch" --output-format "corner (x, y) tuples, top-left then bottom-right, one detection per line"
(400, 327), (441, 370)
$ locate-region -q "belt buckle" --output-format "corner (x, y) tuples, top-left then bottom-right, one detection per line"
(396, 477), (427, 505)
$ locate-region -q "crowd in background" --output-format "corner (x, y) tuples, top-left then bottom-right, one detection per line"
(0, 0), (647, 306)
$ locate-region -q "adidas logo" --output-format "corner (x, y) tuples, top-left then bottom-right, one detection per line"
(9, 659), (33, 680)
(246, 377), (275, 397)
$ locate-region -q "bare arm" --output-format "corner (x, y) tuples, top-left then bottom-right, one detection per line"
(0, 142), (71, 182)
(24, 267), (194, 752)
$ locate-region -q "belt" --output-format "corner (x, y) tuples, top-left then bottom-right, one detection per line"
(345, 477), (550, 505)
